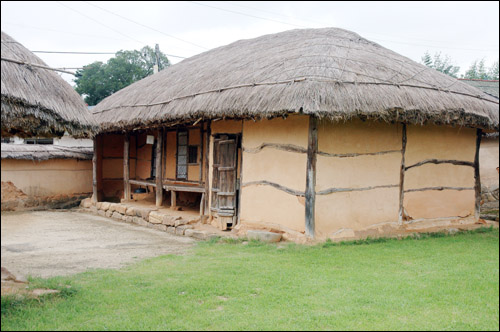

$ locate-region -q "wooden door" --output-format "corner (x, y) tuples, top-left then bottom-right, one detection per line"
(211, 135), (238, 229)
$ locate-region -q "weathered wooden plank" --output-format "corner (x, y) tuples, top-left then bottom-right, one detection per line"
(474, 129), (483, 220)
(156, 129), (163, 207)
(123, 133), (130, 201)
(305, 115), (318, 238)
(398, 123), (407, 225)
(243, 143), (307, 154)
(164, 185), (205, 193)
(404, 186), (474, 193)
(405, 159), (474, 170)
(241, 181), (305, 196)
(92, 137), (98, 203)
(317, 184), (399, 195)
(317, 149), (401, 158)
(129, 179), (156, 187)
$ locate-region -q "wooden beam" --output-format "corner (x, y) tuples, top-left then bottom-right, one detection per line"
(92, 137), (98, 203)
(204, 120), (211, 215)
(305, 115), (318, 238)
(405, 159), (474, 170)
(156, 128), (163, 207)
(123, 133), (130, 201)
(474, 129), (483, 221)
(199, 126), (204, 184)
(398, 123), (407, 224)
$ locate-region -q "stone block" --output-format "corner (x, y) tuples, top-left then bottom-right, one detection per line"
(132, 217), (148, 227)
(100, 202), (111, 211)
(126, 216), (134, 223)
(135, 208), (153, 221)
(167, 226), (176, 234)
(175, 227), (186, 236)
(149, 211), (164, 224)
(247, 230), (282, 243)
(152, 224), (167, 232)
(115, 204), (127, 214)
(125, 207), (136, 216)
(80, 198), (92, 208)
(161, 215), (176, 226)
(108, 203), (118, 212)
(174, 219), (189, 227)
(105, 210), (113, 218)
(97, 210), (106, 217)
(112, 212), (123, 220)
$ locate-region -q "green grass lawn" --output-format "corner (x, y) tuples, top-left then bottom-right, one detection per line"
(2, 228), (499, 331)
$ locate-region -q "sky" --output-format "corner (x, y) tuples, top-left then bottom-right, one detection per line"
(1, 1), (499, 87)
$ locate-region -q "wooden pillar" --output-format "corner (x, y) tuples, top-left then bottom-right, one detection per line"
(92, 137), (98, 203)
(305, 115), (318, 238)
(156, 128), (163, 207)
(204, 120), (211, 215)
(124, 133), (130, 201)
(474, 128), (483, 221)
(398, 123), (407, 224)
(171, 190), (177, 208)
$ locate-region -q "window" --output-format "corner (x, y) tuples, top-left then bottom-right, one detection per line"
(176, 131), (188, 180)
(188, 146), (198, 164)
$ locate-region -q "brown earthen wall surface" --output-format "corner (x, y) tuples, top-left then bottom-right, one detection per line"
(240, 116), (308, 232)
(315, 119), (401, 238)
(403, 125), (476, 220)
(479, 137), (499, 190)
(1, 159), (92, 196)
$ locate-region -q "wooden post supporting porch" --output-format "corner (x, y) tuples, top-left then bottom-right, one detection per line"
(305, 115), (318, 238)
(92, 137), (98, 203)
(123, 133), (130, 201)
(156, 128), (163, 207)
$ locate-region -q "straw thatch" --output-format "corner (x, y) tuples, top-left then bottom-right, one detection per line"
(92, 28), (499, 132)
(1, 31), (97, 138)
(1, 143), (93, 161)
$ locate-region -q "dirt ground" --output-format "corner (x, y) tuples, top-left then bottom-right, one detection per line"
(1, 210), (195, 279)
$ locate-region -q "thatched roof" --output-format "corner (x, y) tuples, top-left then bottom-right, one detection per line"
(92, 28), (499, 132)
(1, 143), (93, 161)
(459, 79), (499, 99)
(1, 31), (97, 138)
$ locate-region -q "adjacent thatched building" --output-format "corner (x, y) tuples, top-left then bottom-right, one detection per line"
(91, 28), (499, 240)
(1, 31), (96, 211)
(1, 143), (93, 211)
(1, 31), (96, 138)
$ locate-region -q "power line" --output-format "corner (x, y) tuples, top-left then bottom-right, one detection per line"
(227, 2), (499, 48)
(31, 50), (187, 59)
(192, 1), (498, 52)
(186, 1), (308, 28)
(2, 21), (130, 42)
(82, 1), (208, 50)
(56, 1), (146, 45)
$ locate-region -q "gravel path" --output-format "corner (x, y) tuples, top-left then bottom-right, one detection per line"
(1, 210), (195, 278)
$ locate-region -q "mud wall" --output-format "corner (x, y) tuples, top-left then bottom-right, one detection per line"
(480, 136), (499, 191)
(315, 119), (402, 239)
(240, 115), (308, 232)
(403, 125), (476, 221)
(1, 159), (92, 196)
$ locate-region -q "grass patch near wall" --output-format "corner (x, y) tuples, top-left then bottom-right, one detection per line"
(1, 228), (498, 331)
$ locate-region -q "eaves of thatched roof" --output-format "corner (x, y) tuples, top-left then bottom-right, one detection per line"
(0, 143), (93, 161)
(1, 31), (97, 138)
(92, 28), (499, 133)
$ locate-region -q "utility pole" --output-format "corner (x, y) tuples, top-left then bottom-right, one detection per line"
(153, 44), (160, 74)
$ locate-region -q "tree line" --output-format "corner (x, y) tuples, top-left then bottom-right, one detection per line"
(421, 51), (499, 80)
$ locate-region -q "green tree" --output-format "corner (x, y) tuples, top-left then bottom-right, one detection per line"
(74, 46), (170, 105)
(421, 51), (460, 78)
(464, 59), (488, 80)
(487, 60), (499, 80)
